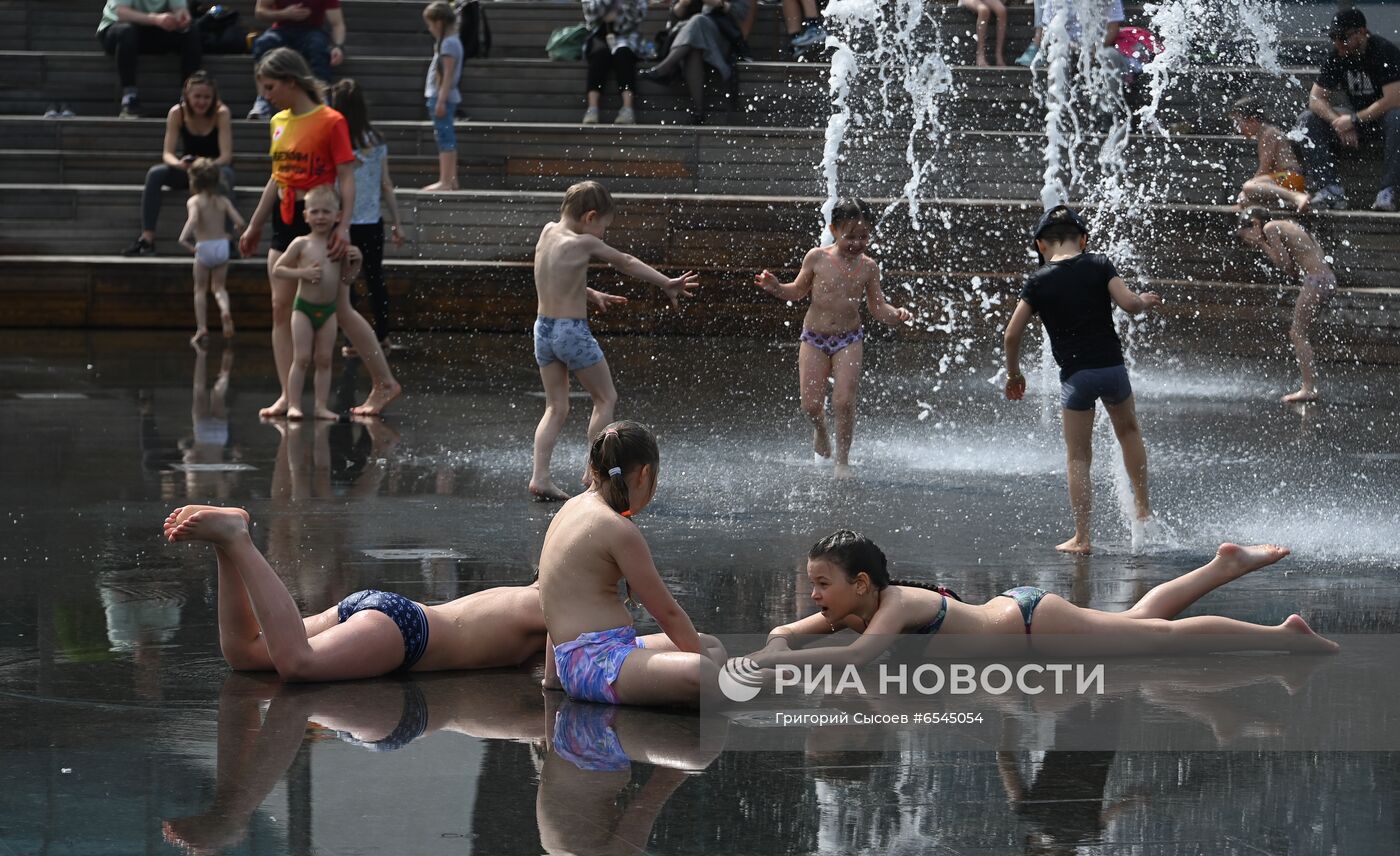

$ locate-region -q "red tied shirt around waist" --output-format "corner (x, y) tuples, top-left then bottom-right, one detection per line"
(268, 104), (354, 224)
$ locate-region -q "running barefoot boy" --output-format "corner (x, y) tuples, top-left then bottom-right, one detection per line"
(1003, 206), (1162, 554)
(179, 158), (245, 345)
(529, 180), (699, 501)
(1236, 207), (1337, 402)
(273, 186), (362, 421)
(755, 197), (913, 479)
(1230, 96), (1311, 213)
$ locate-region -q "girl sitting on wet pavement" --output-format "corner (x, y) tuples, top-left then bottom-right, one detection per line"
(742, 531), (1338, 670)
(162, 505), (546, 680)
(538, 420), (728, 707)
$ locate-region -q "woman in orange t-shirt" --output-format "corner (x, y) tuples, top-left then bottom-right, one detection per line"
(239, 48), (402, 418)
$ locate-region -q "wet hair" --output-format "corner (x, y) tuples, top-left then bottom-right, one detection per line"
(1229, 95), (1267, 121)
(830, 197), (875, 228)
(424, 2), (459, 86)
(1036, 208), (1088, 246)
(807, 530), (962, 600)
(255, 47), (324, 104)
(586, 420), (659, 516)
(561, 180), (615, 220)
(328, 79), (383, 149)
(188, 158), (222, 195)
(304, 184), (341, 211)
(180, 70), (221, 119)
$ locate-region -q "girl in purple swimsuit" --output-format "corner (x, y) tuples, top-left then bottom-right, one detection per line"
(538, 421), (728, 707)
(744, 531), (1338, 669)
(755, 198), (913, 479)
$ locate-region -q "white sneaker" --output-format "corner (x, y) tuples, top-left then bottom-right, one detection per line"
(582, 106), (600, 125)
(1310, 185), (1348, 211)
(1372, 186), (1398, 212)
(614, 106), (635, 125)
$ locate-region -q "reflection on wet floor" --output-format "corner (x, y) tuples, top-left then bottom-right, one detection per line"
(1, 332), (1398, 854)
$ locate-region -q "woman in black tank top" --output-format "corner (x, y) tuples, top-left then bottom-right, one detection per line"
(124, 71), (237, 256)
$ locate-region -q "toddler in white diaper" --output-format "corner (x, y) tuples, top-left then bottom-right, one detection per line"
(179, 157), (246, 345)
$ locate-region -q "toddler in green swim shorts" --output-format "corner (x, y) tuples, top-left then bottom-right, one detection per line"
(273, 185), (362, 421)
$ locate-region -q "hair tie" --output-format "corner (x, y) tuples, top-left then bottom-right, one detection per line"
(605, 428), (619, 438)
(620, 510), (634, 518)
(607, 467), (622, 478)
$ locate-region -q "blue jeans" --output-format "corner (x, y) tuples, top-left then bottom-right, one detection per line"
(1297, 106), (1400, 193)
(426, 95), (457, 152)
(251, 27), (332, 115)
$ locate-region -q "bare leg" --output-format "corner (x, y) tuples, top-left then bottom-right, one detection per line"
(611, 646), (721, 708)
(573, 356), (619, 449)
(1283, 285), (1324, 402)
(530, 360), (573, 501)
(262, 251), (295, 418)
(1124, 543), (1290, 619)
(311, 317), (339, 421)
(1241, 176), (1311, 213)
(798, 342), (833, 460)
(1104, 395), (1150, 521)
(829, 342), (864, 477)
(989, 0), (1008, 65)
(962, 0), (992, 66)
(192, 261), (211, 344)
(284, 310), (314, 421)
(211, 263), (234, 338)
(1058, 407), (1095, 553)
(337, 284), (403, 416)
(165, 506), (406, 679)
(1031, 595), (1339, 652)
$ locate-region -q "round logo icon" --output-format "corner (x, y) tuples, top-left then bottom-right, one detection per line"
(718, 657), (765, 702)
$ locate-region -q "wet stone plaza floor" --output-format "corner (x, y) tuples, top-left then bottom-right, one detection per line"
(1, 330), (1398, 855)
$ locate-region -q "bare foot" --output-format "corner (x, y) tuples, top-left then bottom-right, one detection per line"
(422, 180), (458, 192)
(258, 397), (289, 419)
(350, 380), (402, 417)
(1295, 195), (1311, 214)
(164, 505), (251, 545)
(313, 406), (338, 421)
(529, 481), (571, 502)
(976, 57), (990, 67)
(163, 815), (247, 856)
(286, 406), (305, 421)
(190, 328), (208, 346)
(1056, 535), (1092, 555)
(1281, 388), (1319, 403)
(341, 345), (359, 359)
(221, 314), (235, 338)
(833, 462), (854, 480)
(1281, 614), (1340, 653)
(813, 428), (832, 459)
(1213, 542), (1290, 580)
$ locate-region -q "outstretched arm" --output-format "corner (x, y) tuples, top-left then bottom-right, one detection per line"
(589, 237), (699, 308)
(864, 267), (913, 327)
(750, 607), (903, 669)
(1108, 277), (1162, 315)
(754, 248), (819, 302)
(1003, 299), (1033, 400)
(615, 526), (703, 654)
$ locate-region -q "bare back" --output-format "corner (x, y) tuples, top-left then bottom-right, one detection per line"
(1256, 124), (1302, 175)
(803, 246), (880, 334)
(1266, 220), (1331, 280)
(416, 584), (546, 670)
(537, 493), (638, 643)
(534, 219), (599, 318)
(187, 193), (232, 242)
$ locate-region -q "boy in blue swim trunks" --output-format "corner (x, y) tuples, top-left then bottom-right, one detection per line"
(1002, 205), (1162, 554)
(529, 180), (700, 501)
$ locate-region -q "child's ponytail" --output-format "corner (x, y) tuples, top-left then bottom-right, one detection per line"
(587, 420), (659, 517)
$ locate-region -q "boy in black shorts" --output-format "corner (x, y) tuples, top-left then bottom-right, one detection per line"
(1002, 206), (1162, 554)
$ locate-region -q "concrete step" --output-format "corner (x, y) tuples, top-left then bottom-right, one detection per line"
(2, 185), (1394, 289)
(1, 255), (1396, 367)
(0, 48), (1319, 133)
(0, 120), (1390, 206)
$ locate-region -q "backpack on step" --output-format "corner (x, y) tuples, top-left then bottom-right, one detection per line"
(454, 0), (492, 59)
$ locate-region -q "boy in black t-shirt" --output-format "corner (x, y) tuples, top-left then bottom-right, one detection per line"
(1298, 8), (1400, 212)
(1002, 206), (1162, 555)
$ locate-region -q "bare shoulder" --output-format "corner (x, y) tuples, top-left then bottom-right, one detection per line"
(859, 254), (880, 278)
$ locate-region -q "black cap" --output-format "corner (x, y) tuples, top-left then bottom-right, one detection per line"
(1329, 8), (1366, 39)
(1032, 205), (1090, 243)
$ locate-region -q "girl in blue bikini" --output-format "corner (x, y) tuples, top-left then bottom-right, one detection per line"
(539, 420), (728, 707)
(746, 531), (1338, 668)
